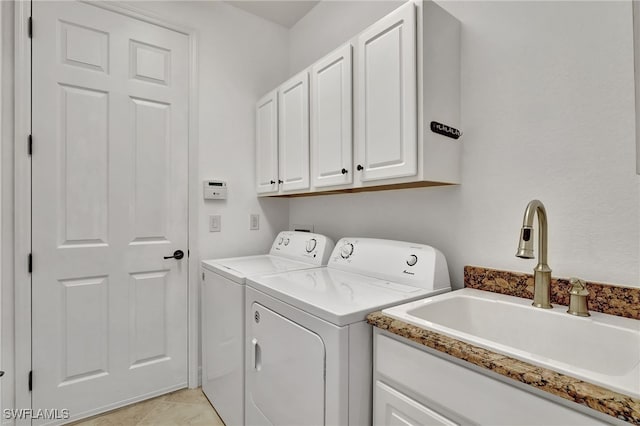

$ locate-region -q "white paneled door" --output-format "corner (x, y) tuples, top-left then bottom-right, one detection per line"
(31, 2), (189, 422)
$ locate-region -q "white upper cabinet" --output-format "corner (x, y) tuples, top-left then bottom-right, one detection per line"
(256, 1), (461, 196)
(310, 44), (353, 189)
(278, 71), (310, 192)
(256, 91), (279, 194)
(355, 2), (417, 183)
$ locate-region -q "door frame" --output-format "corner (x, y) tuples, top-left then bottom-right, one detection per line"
(13, 0), (200, 415)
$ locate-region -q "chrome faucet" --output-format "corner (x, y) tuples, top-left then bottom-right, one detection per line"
(516, 200), (552, 308)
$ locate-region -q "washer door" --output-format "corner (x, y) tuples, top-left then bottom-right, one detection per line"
(247, 302), (326, 425)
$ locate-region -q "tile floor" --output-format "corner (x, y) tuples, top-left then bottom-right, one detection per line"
(70, 388), (225, 426)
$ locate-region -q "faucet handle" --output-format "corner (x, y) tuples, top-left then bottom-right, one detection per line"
(569, 277), (589, 296)
(567, 277), (590, 317)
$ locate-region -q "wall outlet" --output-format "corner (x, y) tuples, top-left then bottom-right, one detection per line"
(209, 215), (221, 232)
(250, 214), (260, 230)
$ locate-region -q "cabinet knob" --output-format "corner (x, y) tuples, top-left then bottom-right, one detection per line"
(341, 168), (348, 174)
(270, 180), (275, 184)
(357, 164), (364, 171)
(278, 180), (283, 184)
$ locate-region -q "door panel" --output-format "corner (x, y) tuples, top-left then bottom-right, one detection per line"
(32, 2), (189, 422)
(278, 71), (310, 192)
(311, 44), (353, 189)
(131, 98), (170, 242)
(256, 91), (279, 194)
(60, 21), (109, 72)
(356, 2), (417, 182)
(247, 303), (325, 426)
(59, 85), (109, 245)
(129, 270), (170, 367)
(60, 276), (109, 384)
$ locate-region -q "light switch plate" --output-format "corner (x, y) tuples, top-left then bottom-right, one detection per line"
(209, 215), (221, 232)
(250, 214), (260, 230)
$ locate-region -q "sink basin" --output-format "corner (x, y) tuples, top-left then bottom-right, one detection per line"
(383, 288), (640, 398)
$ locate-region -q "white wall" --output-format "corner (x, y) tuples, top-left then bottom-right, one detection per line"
(288, 0), (403, 73)
(128, 1), (291, 260)
(288, 0), (640, 289)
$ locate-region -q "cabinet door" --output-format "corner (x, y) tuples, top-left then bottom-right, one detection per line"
(311, 44), (353, 188)
(375, 381), (458, 426)
(256, 91), (279, 194)
(278, 71), (310, 192)
(355, 2), (417, 182)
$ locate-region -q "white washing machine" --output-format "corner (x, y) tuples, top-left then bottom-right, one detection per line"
(244, 238), (451, 426)
(201, 231), (334, 426)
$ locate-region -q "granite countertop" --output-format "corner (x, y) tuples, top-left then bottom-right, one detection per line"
(367, 311), (640, 425)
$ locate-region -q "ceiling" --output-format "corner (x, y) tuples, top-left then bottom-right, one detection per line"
(225, 1), (320, 28)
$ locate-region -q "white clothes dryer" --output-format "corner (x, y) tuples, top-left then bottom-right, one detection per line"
(201, 231), (334, 426)
(244, 238), (451, 426)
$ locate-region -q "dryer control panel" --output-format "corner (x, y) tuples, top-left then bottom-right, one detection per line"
(269, 231), (335, 266)
(329, 238), (451, 291)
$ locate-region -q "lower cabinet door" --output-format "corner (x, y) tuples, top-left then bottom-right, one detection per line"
(375, 381), (458, 426)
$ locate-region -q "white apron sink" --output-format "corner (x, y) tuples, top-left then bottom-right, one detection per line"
(383, 288), (640, 398)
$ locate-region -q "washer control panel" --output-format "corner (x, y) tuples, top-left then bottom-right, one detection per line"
(340, 243), (354, 259)
(270, 231), (335, 266)
(329, 238), (450, 291)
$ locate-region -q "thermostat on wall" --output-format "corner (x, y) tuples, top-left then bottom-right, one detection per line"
(203, 180), (227, 200)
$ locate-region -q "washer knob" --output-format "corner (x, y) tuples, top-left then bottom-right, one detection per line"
(406, 255), (418, 267)
(278, 237), (284, 245)
(284, 238), (290, 246)
(306, 238), (317, 253)
(340, 243), (354, 259)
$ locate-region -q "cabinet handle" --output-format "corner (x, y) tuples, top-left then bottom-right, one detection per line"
(278, 179), (283, 184)
(357, 164), (364, 171)
(270, 180), (275, 184)
(341, 168), (348, 174)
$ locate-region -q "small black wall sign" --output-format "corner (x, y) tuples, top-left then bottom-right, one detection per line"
(430, 121), (462, 140)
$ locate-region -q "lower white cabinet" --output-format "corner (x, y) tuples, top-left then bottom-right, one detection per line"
(374, 331), (608, 426)
(375, 381), (456, 426)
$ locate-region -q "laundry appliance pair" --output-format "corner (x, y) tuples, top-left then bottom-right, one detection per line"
(202, 231), (450, 425)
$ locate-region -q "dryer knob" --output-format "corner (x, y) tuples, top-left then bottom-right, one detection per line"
(306, 238), (317, 253)
(340, 243), (354, 259)
(406, 255), (418, 267)
(284, 238), (290, 246)
(278, 237), (284, 245)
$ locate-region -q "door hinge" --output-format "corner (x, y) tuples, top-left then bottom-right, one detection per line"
(28, 134), (32, 156)
(28, 253), (32, 274)
(28, 17), (32, 39)
(28, 371), (32, 392)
